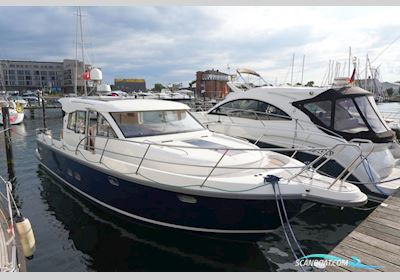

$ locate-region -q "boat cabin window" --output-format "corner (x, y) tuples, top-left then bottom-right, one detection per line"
(334, 98), (368, 133)
(75, 111), (86, 134)
(210, 99), (290, 120)
(293, 88), (394, 143)
(67, 112), (77, 131)
(110, 110), (204, 138)
(354, 96), (388, 133)
(303, 100), (332, 127)
(97, 114), (117, 138)
(86, 111), (117, 138)
(67, 111), (86, 134)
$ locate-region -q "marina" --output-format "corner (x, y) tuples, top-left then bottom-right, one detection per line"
(1, 5), (400, 273)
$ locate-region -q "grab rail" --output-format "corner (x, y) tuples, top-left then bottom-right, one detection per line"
(37, 129), (365, 190)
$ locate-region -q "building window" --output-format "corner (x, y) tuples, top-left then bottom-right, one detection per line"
(24, 70), (30, 75)
(26, 76), (31, 80)
(17, 70), (24, 75)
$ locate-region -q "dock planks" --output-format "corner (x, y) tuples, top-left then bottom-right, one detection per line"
(325, 190), (400, 272)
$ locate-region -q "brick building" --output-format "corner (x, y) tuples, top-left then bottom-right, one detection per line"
(195, 69), (229, 99)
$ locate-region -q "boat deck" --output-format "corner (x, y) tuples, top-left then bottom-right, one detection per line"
(326, 189), (400, 272)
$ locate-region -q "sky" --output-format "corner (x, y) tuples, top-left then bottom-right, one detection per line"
(1, 6), (400, 88)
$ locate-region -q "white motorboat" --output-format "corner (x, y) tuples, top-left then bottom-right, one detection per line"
(0, 98), (25, 125)
(194, 70), (400, 200)
(36, 96), (366, 234)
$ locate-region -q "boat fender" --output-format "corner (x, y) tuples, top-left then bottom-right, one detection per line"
(16, 102), (23, 113)
(60, 129), (64, 140)
(15, 217), (36, 259)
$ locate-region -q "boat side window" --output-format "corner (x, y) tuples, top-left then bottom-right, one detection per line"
(75, 111), (86, 134)
(67, 112), (76, 131)
(354, 96), (388, 133)
(210, 99), (290, 120)
(334, 98), (368, 133)
(303, 101), (332, 127)
(97, 114), (117, 138)
(257, 102), (291, 121)
(88, 111), (98, 136)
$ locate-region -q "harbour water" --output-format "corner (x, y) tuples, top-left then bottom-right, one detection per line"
(2, 105), (397, 271)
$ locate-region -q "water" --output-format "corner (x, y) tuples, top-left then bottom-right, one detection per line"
(0, 109), (373, 271)
(377, 102), (400, 111)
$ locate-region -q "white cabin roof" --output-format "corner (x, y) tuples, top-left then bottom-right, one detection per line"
(59, 96), (190, 113)
(225, 86), (328, 103)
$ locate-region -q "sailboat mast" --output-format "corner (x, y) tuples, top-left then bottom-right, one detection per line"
(348, 46), (351, 77)
(290, 53), (295, 85)
(74, 8), (78, 95)
(78, 7), (87, 96)
(301, 55), (305, 85)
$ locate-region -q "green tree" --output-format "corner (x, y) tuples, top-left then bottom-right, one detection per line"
(305, 81), (314, 87)
(152, 83), (165, 92)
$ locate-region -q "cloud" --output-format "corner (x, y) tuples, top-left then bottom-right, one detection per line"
(1, 6), (400, 87)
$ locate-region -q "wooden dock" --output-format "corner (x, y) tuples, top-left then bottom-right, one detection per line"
(326, 190), (400, 272)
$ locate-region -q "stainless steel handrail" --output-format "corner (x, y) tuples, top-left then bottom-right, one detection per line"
(37, 127), (366, 189)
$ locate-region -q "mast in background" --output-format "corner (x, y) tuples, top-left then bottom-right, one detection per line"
(301, 55), (305, 85)
(74, 8), (79, 95)
(290, 53), (295, 85)
(78, 7), (87, 96)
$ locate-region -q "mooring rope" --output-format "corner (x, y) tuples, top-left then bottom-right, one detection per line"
(265, 175), (308, 272)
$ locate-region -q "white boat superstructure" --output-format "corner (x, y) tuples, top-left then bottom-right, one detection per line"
(36, 96), (366, 233)
(194, 79), (400, 200)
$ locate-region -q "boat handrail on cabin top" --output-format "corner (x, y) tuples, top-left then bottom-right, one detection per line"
(37, 129), (365, 190)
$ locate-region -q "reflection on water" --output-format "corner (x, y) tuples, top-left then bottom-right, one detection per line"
(0, 108), (375, 271)
(37, 166), (270, 272)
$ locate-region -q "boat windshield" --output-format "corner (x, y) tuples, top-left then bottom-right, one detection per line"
(334, 96), (388, 134)
(111, 110), (205, 138)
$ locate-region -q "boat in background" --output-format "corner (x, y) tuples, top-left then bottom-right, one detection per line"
(194, 71), (400, 201)
(0, 98), (25, 125)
